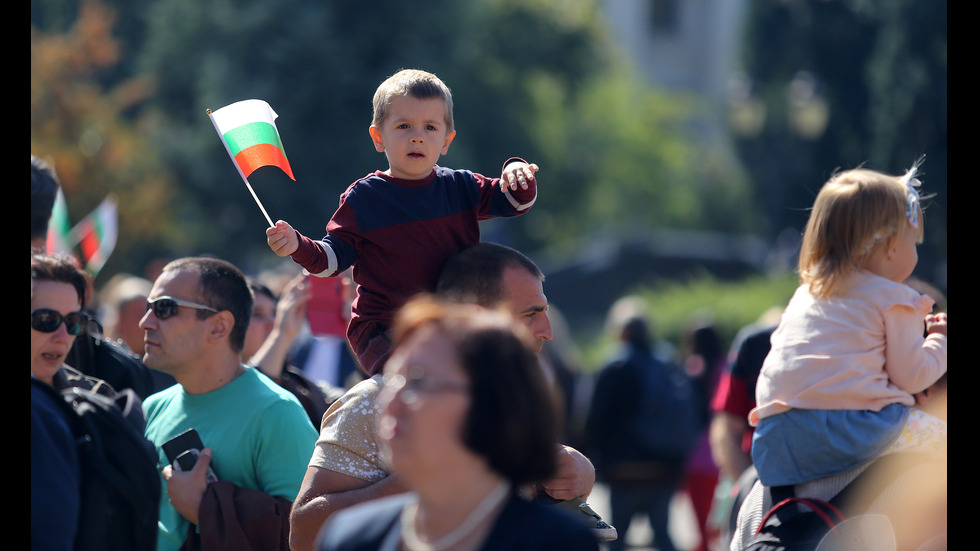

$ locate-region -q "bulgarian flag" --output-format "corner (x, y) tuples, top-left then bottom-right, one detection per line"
(69, 195), (118, 276)
(46, 188), (72, 255)
(209, 99), (295, 180)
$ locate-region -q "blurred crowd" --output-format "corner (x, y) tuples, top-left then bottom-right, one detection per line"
(32, 144), (945, 551)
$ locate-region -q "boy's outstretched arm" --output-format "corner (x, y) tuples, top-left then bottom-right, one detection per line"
(500, 161), (539, 192)
(267, 220), (299, 257)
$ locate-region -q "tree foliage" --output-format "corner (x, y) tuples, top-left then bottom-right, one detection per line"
(734, 0), (946, 285)
(31, 0), (187, 281)
(33, 0), (758, 275)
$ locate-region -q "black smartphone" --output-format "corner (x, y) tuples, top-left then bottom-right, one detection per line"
(161, 428), (218, 483)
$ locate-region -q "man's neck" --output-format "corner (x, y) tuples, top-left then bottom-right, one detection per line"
(176, 353), (245, 395)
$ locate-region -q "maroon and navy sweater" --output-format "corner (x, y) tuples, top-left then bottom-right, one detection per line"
(290, 161), (536, 350)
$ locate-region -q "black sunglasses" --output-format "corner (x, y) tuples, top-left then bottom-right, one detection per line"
(31, 309), (91, 335)
(146, 296), (219, 320)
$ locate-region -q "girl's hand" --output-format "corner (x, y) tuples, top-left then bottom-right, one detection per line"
(926, 313), (947, 336)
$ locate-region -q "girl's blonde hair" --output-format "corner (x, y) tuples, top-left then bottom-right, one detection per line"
(799, 167), (924, 297)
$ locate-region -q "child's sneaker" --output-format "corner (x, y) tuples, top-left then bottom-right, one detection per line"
(558, 497), (618, 542)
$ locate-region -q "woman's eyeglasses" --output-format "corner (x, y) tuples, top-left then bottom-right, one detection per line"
(31, 309), (91, 335)
(382, 370), (469, 406)
(146, 296), (219, 320)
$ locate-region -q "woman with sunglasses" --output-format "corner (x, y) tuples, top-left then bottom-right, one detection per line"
(30, 254), (111, 394)
(315, 298), (599, 551)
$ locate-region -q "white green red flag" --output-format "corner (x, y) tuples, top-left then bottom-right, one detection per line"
(46, 188), (72, 255)
(68, 195), (118, 276)
(209, 99), (295, 180)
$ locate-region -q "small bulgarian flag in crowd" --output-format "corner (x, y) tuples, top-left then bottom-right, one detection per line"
(46, 188), (72, 256)
(209, 99), (295, 180)
(45, 191), (119, 277)
(70, 195), (118, 276)
(208, 99), (295, 226)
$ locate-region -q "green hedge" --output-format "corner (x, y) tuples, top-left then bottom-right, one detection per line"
(579, 272), (799, 370)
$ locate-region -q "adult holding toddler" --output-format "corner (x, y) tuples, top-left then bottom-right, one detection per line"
(267, 69), (539, 376)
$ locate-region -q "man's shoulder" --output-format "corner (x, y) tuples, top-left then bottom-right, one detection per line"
(245, 367), (311, 410)
(143, 382), (182, 412)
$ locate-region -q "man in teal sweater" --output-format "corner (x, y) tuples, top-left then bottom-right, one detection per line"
(140, 257), (317, 551)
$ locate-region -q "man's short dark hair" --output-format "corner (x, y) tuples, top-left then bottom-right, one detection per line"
(31, 253), (88, 309)
(392, 298), (559, 486)
(435, 242), (544, 308)
(31, 155), (60, 243)
(162, 257), (253, 353)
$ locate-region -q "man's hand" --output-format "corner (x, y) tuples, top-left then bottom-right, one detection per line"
(267, 220), (299, 257)
(926, 313), (947, 337)
(542, 445), (595, 501)
(161, 448), (213, 525)
(500, 162), (539, 192)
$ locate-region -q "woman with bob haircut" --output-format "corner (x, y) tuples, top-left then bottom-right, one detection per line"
(30, 253), (111, 393)
(315, 297), (599, 550)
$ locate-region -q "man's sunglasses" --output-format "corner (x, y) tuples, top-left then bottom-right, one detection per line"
(146, 296), (219, 320)
(31, 309), (91, 335)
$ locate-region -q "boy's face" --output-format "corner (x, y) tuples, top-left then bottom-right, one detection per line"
(369, 95), (456, 180)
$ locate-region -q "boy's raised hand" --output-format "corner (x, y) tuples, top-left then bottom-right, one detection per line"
(267, 220), (300, 257)
(500, 161), (539, 192)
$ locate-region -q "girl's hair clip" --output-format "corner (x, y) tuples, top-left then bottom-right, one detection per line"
(863, 232), (885, 255)
(900, 164), (922, 228)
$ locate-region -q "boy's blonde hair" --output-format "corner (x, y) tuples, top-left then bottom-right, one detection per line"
(372, 69), (454, 133)
(799, 167), (924, 297)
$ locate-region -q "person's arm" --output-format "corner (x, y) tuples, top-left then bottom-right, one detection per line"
(252, 273), (311, 381)
(709, 412), (752, 481)
(708, 368), (755, 480)
(291, 377), (391, 550)
(268, 219), (345, 277)
(289, 466), (408, 551)
(884, 305), (947, 394)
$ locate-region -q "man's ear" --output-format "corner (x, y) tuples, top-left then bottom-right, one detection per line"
(369, 126), (385, 152)
(207, 311), (234, 344)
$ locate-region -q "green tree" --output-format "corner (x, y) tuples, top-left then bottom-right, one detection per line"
(31, 0), (187, 280)
(734, 0), (946, 286)
(34, 0), (760, 275)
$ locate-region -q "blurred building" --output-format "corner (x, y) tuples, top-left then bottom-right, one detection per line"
(601, 0), (748, 142)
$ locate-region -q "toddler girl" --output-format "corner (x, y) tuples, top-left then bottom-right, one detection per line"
(749, 164), (947, 487)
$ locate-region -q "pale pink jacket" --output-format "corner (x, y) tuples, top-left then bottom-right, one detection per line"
(750, 271), (946, 426)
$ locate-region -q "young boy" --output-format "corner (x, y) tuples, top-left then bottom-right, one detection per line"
(267, 69), (539, 376)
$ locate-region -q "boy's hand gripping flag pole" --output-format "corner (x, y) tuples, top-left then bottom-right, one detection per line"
(207, 99), (296, 228)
